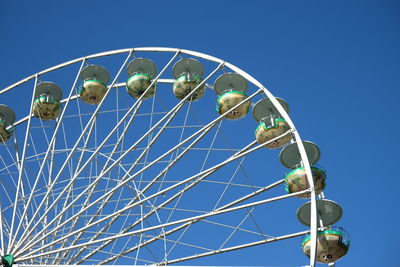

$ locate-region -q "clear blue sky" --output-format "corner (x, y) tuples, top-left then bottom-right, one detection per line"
(1, 0), (399, 266)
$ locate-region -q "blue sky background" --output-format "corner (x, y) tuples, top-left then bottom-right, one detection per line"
(1, 0), (399, 266)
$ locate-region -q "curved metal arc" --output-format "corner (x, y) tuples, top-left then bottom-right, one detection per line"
(256, 90), (318, 267)
(220, 56), (318, 266)
(0, 47), (225, 96)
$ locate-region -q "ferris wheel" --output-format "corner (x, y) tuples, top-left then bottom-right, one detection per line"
(0, 47), (349, 267)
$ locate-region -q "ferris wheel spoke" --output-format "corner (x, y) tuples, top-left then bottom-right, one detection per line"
(95, 50), (181, 177)
(11, 52), (134, 253)
(49, 170), (89, 261)
(98, 176), (284, 265)
(86, 53), (181, 234)
(56, 176), (135, 263)
(0, 200), (5, 253)
(0, 143), (29, 228)
(73, 101), (145, 239)
(29, 122), (281, 259)
(164, 127), (224, 240)
(101, 100), (143, 173)
(24, 131), (291, 262)
(219, 206), (257, 251)
(4, 129), (31, 203)
(136, 91), (171, 193)
(55, 112), (217, 263)
(43, 129), (58, 244)
(26, 50), (178, 240)
(119, 205), (145, 265)
(203, 217), (273, 238)
(56, 172), (140, 263)
(51, 117), (98, 242)
(13, 51), (185, 256)
(74, 167), (214, 264)
(79, 176), (281, 264)
(21, 134), (52, 233)
(93, 84), (262, 217)
(67, 195), (141, 263)
(27, 131), (51, 201)
(48, 243), (157, 265)
(70, 112), (98, 176)
(158, 175), (264, 264)
(213, 151), (271, 241)
(11, 126), (41, 231)
(110, 125), (210, 265)
(22, 98), (180, 258)
(8, 75), (39, 252)
(102, 104), (150, 258)
(70, 112), (99, 186)
(10, 59), (88, 253)
(133, 100), (197, 238)
(104, 51), (184, 180)
(116, 210), (144, 263)
(0, 180), (24, 230)
(196, 157), (266, 252)
(21, 186), (310, 263)
(159, 221), (193, 263)
(73, 158), (207, 263)
(24, 125), (247, 262)
(16, 61), (226, 254)
(17, 127), (71, 248)
(135, 230), (215, 265)
(162, 229), (309, 265)
(124, 208), (273, 265)
(19, 129), (245, 261)
(212, 157), (246, 211)
(0, 48), (335, 266)
(83, 245), (157, 265)
(161, 119), (223, 226)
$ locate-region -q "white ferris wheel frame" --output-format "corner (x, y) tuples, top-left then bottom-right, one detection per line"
(0, 47), (320, 267)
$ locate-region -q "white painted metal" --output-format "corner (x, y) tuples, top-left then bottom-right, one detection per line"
(14, 61), (225, 257)
(12, 52), (134, 252)
(0, 47), (321, 266)
(16, 102), (282, 259)
(8, 60), (87, 253)
(19, 189), (310, 261)
(7, 76), (38, 252)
